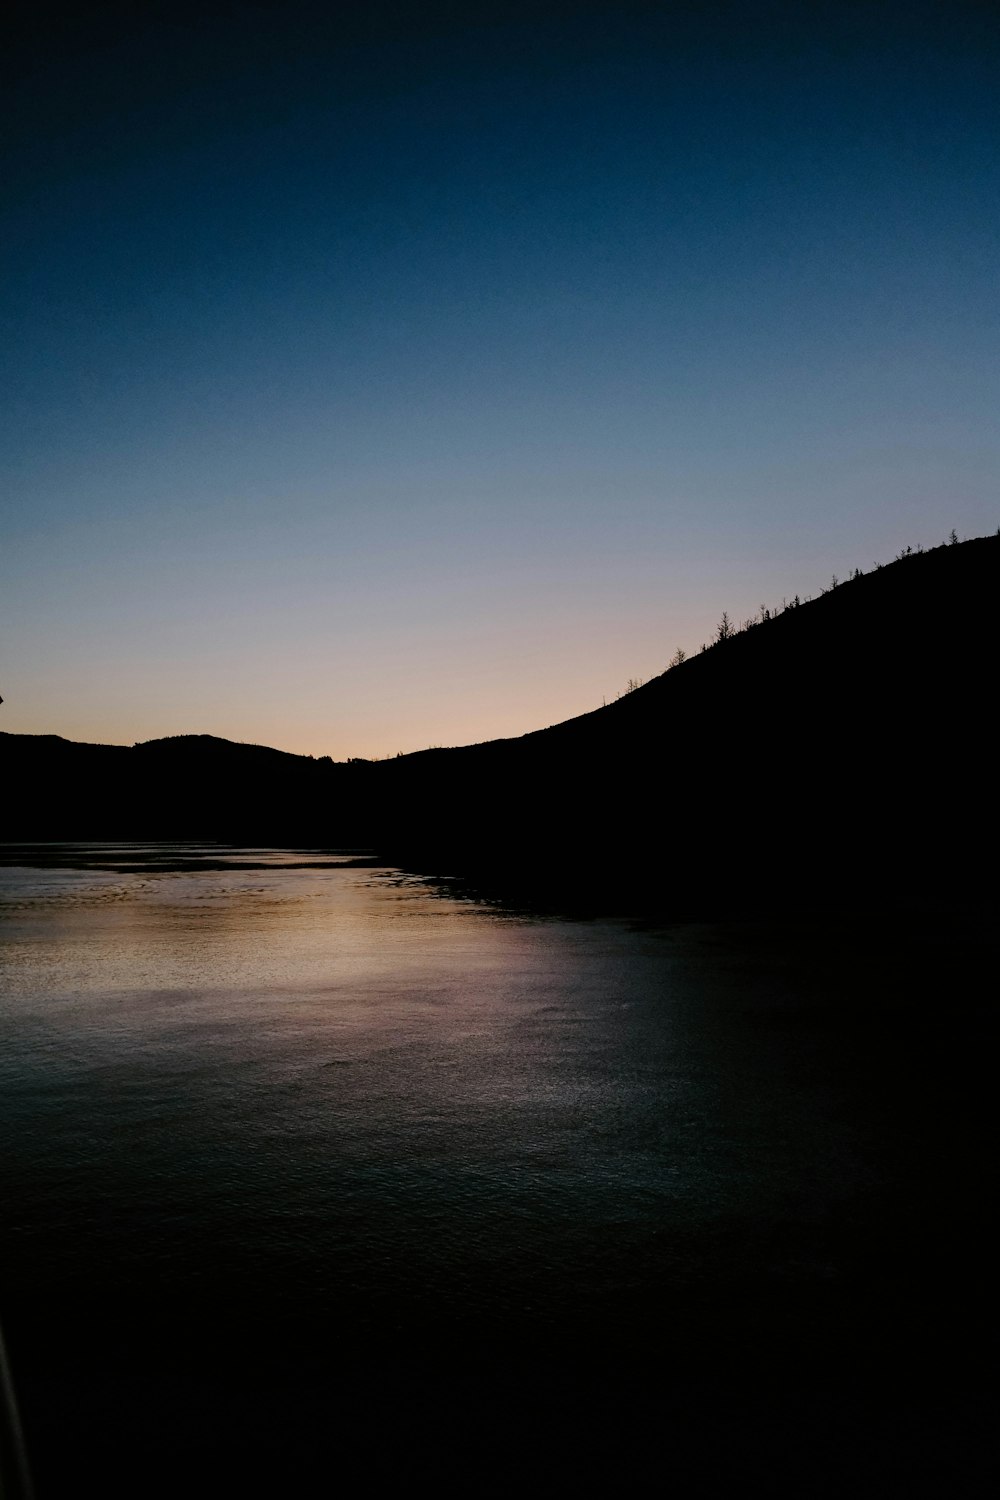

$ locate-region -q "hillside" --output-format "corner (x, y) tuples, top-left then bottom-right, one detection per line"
(375, 535), (997, 908)
(3, 534), (997, 913)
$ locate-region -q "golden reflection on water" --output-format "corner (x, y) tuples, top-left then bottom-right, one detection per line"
(0, 850), (630, 1114)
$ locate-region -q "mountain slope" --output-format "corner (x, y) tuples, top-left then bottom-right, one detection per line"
(374, 535), (997, 908)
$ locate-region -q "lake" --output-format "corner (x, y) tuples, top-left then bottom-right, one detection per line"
(0, 846), (991, 1495)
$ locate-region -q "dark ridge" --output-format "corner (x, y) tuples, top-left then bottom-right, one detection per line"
(3, 533), (997, 916)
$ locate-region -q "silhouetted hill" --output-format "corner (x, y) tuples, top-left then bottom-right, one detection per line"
(374, 534), (997, 910)
(0, 732), (341, 846)
(3, 535), (997, 914)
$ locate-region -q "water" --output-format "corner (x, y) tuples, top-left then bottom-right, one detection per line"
(0, 846), (991, 1494)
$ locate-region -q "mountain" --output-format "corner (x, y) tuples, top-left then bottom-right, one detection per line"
(3, 534), (997, 915)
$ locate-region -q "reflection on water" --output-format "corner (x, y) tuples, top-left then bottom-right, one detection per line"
(0, 845), (990, 1494)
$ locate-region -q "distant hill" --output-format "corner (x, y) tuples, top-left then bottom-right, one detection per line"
(3, 534), (997, 914)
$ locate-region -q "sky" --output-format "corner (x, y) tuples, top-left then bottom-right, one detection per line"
(3, 1), (998, 758)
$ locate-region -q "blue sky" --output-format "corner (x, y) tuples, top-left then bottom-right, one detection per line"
(3, 2), (997, 755)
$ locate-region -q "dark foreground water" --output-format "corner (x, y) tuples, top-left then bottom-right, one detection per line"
(0, 846), (993, 1495)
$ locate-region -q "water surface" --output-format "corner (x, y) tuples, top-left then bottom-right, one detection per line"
(0, 845), (989, 1493)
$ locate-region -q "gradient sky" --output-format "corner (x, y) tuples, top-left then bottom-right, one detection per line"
(3, 1), (998, 758)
